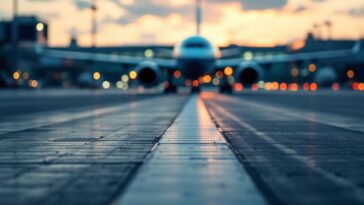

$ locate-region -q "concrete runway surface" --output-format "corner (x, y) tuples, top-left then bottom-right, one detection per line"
(0, 89), (363, 205)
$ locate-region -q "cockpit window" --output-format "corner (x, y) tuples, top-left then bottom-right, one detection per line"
(184, 42), (207, 48)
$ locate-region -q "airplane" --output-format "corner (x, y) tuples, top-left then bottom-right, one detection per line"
(42, 0), (362, 93)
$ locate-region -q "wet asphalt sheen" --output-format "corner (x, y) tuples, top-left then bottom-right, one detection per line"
(0, 90), (363, 205)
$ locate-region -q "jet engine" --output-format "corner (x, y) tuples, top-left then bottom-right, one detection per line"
(136, 61), (162, 87)
(314, 67), (338, 86)
(235, 62), (264, 85)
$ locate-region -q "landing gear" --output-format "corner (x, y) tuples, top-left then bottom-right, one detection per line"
(219, 84), (233, 94)
(191, 86), (201, 94)
(164, 84), (178, 94)
(164, 70), (179, 94)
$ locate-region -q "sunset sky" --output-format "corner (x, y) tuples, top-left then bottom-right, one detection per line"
(0, 0), (364, 47)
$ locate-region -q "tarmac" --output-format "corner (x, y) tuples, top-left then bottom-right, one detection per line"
(0, 89), (363, 205)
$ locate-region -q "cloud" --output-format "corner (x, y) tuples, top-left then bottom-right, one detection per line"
(98, 0), (289, 26)
(124, 4), (191, 19)
(66, 27), (90, 37)
(294, 5), (307, 13)
(346, 6), (364, 17)
(311, 0), (327, 2)
(140, 33), (158, 42)
(1, 0), (357, 47)
(336, 5), (364, 17)
(96, 0), (193, 25)
(239, 0), (288, 10)
(74, 0), (92, 10)
(200, 0), (289, 11)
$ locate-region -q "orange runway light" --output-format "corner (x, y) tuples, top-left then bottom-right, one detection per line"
(173, 70), (181, 79)
(13, 71), (20, 80)
(93, 72), (101, 80)
(289, 83), (298, 91)
(29, 80), (38, 88)
(359, 83), (364, 91)
(280, 83), (287, 91)
(271, 82), (279, 91)
(303, 82), (310, 91)
(264, 82), (271, 91)
(352, 82), (359, 91)
(192, 80), (199, 87)
(251, 84), (258, 91)
(224, 67), (233, 76)
(234, 83), (243, 92)
(308, 64), (316, 73)
(310, 83), (318, 91)
(332, 83), (340, 91)
(347, 70), (355, 79)
(129, 71), (138, 80)
(202, 75), (212, 83)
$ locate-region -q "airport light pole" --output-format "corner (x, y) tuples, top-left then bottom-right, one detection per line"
(325, 20), (332, 40)
(11, 0), (19, 71)
(313, 23), (322, 40)
(11, 0), (18, 44)
(28, 0), (98, 48)
(91, 0), (97, 48)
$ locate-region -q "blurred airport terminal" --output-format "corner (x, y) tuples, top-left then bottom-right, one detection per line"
(0, 15), (364, 90)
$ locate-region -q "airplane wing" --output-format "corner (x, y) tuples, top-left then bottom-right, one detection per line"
(216, 41), (362, 68)
(220, 47), (244, 58)
(43, 49), (177, 68)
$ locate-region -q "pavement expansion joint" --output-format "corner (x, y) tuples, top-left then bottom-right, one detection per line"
(116, 95), (267, 205)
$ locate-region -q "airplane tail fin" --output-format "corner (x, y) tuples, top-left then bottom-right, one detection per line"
(196, 0), (202, 35)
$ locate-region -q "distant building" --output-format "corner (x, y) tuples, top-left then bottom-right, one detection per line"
(69, 36), (78, 48)
(0, 16), (48, 46)
(294, 32), (361, 52)
(288, 33), (364, 83)
(0, 16), (49, 88)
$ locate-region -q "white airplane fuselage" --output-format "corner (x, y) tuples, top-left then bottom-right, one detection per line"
(173, 35), (220, 81)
